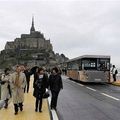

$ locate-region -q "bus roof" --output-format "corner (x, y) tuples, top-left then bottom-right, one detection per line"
(67, 55), (110, 62)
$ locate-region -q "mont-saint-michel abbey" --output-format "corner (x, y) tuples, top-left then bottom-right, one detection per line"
(0, 18), (68, 68)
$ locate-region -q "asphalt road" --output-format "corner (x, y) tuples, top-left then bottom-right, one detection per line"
(57, 76), (120, 120)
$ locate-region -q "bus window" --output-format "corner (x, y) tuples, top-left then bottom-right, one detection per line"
(98, 59), (110, 71)
(67, 62), (72, 70)
(71, 62), (79, 70)
(82, 63), (84, 70)
(67, 62), (79, 70)
(98, 63), (105, 70)
(82, 59), (97, 70)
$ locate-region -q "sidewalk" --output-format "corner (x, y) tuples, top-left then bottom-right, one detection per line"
(111, 80), (120, 86)
(0, 77), (51, 120)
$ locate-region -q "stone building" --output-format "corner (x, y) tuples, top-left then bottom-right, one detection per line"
(5, 17), (53, 51)
(0, 17), (68, 68)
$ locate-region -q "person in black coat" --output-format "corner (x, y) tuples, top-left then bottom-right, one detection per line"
(33, 67), (48, 112)
(49, 67), (63, 110)
(33, 67), (39, 89)
(24, 67), (31, 93)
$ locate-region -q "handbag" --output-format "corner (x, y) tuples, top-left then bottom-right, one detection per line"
(43, 89), (50, 99)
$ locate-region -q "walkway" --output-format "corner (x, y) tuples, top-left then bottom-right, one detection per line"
(0, 76), (51, 120)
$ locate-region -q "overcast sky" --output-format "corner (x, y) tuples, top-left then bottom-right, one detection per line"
(0, 0), (120, 66)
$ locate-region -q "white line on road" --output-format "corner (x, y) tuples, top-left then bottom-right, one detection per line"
(76, 83), (84, 86)
(51, 110), (59, 120)
(48, 97), (59, 120)
(86, 87), (97, 91)
(71, 81), (75, 83)
(69, 80), (85, 87)
(101, 93), (120, 101)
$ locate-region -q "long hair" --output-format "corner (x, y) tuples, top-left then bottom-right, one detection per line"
(15, 72), (21, 87)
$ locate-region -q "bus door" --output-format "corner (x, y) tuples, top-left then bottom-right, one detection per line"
(97, 58), (110, 82)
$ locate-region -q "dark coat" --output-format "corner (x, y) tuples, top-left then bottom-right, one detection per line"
(33, 74), (48, 99)
(33, 73), (38, 88)
(49, 74), (63, 92)
(24, 70), (30, 81)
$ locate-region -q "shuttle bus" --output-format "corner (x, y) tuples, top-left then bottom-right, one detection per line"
(67, 55), (111, 82)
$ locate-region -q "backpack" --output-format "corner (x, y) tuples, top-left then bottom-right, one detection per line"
(115, 69), (118, 74)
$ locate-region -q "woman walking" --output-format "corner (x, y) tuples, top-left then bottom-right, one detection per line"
(10, 65), (26, 115)
(33, 67), (48, 112)
(1, 68), (11, 109)
(49, 67), (63, 110)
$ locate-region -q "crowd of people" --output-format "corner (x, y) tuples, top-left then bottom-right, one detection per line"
(0, 65), (63, 115)
(1, 63), (117, 115)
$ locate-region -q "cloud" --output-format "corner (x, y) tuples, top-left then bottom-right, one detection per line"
(0, 0), (120, 66)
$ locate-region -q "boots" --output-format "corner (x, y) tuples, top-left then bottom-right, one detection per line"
(14, 104), (18, 115)
(19, 103), (23, 111)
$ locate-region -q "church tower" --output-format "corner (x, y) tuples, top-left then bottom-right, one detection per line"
(30, 16), (35, 33)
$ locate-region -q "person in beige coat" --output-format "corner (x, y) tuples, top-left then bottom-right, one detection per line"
(1, 68), (11, 109)
(10, 65), (26, 115)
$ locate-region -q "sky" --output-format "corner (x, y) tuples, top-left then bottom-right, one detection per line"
(0, 0), (120, 66)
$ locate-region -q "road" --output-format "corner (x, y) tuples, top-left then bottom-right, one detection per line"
(57, 76), (120, 120)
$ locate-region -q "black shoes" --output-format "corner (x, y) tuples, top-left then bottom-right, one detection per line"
(19, 103), (23, 111)
(20, 107), (23, 111)
(14, 103), (23, 115)
(4, 104), (8, 109)
(14, 112), (18, 115)
(39, 110), (42, 112)
(35, 108), (42, 113)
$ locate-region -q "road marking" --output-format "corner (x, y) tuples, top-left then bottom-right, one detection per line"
(71, 81), (76, 83)
(86, 87), (96, 91)
(68, 79), (85, 86)
(51, 110), (59, 120)
(101, 93), (120, 101)
(48, 97), (59, 120)
(77, 83), (84, 86)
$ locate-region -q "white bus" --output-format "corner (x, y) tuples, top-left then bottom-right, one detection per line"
(67, 55), (111, 82)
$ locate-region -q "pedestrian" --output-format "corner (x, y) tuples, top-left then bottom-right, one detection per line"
(1, 68), (11, 109)
(33, 67), (48, 112)
(20, 65), (27, 93)
(111, 65), (118, 82)
(42, 67), (48, 84)
(33, 66), (39, 88)
(24, 66), (31, 93)
(10, 65), (26, 115)
(48, 67), (63, 110)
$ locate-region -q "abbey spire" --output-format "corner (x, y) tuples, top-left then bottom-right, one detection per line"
(30, 16), (35, 33)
